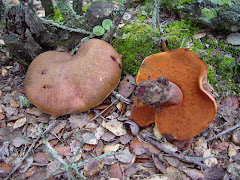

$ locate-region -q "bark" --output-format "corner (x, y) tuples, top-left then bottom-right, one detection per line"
(40, 0), (54, 17)
(73, 0), (83, 15)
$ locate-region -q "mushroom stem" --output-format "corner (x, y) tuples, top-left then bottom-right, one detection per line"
(136, 76), (183, 108)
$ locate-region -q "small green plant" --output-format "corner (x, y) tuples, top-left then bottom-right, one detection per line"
(19, 95), (31, 108)
(52, 6), (64, 24)
(93, 25), (105, 36)
(102, 19), (112, 30)
(93, 19), (112, 36)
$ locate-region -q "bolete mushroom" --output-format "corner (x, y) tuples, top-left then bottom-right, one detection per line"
(131, 48), (217, 141)
(24, 39), (122, 116)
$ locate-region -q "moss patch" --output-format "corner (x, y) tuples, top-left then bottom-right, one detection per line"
(112, 23), (159, 76)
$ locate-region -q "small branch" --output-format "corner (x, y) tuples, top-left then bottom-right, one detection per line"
(145, 136), (210, 169)
(207, 122), (240, 142)
(90, 98), (119, 122)
(102, 0), (130, 42)
(112, 91), (133, 104)
(40, 18), (91, 34)
(4, 121), (59, 180)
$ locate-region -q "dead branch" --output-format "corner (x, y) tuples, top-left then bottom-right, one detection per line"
(207, 122), (240, 142)
(145, 136), (210, 169)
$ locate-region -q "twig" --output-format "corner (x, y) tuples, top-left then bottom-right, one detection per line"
(145, 136), (210, 168)
(112, 90), (132, 104)
(207, 122), (240, 142)
(180, 35), (186, 48)
(40, 18), (91, 34)
(90, 98), (119, 122)
(4, 120), (59, 180)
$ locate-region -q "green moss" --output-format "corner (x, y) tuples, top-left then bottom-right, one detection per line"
(52, 6), (64, 24)
(112, 23), (159, 76)
(162, 19), (199, 50)
(201, 8), (217, 21)
(163, 0), (193, 6)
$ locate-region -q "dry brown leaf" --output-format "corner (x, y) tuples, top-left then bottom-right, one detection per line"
(232, 130), (240, 146)
(184, 168), (204, 180)
(13, 117), (26, 129)
(0, 163), (11, 178)
(54, 146), (72, 156)
(101, 130), (116, 142)
(213, 142), (229, 153)
(50, 120), (67, 135)
(194, 137), (207, 156)
(27, 169), (53, 180)
(130, 138), (146, 155)
(110, 162), (122, 179)
(192, 32), (206, 39)
(141, 141), (160, 155)
(118, 75), (136, 98)
(83, 159), (104, 177)
(164, 157), (180, 167)
(83, 144), (96, 151)
(23, 166), (37, 179)
(82, 132), (98, 145)
(68, 113), (89, 129)
(25, 107), (43, 116)
(0, 113), (5, 120)
(228, 143), (238, 159)
(115, 147), (135, 163)
(94, 140), (104, 156)
(103, 144), (120, 153)
(203, 149), (218, 167)
(221, 96), (239, 110)
(152, 155), (166, 174)
(105, 119), (127, 136)
(34, 152), (51, 164)
(124, 164), (141, 177)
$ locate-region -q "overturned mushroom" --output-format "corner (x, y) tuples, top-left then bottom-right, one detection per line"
(24, 39), (122, 116)
(131, 48), (217, 141)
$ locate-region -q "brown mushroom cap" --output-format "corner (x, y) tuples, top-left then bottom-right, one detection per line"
(24, 39), (122, 116)
(132, 48), (217, 140)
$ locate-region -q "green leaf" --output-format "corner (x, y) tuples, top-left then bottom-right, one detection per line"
(93, 26), (105, 36)
(102, 19), (112, 31)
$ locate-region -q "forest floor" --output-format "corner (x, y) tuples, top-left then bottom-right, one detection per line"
(0, 0), (240, 180)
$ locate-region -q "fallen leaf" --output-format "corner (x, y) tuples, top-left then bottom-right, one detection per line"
(228, 143), (238, 159)
(54, 146), (72, 156)
(115, 147), (135, 163)
(213, 142), (229, 153)
(221, 96), (239, 110)
(118, 75), (136, 98)
(12, 136), (31, 147)
(101, 130), (116, 142)
(0, 163), (11, 178)
(152, 155), (166, 174)
(13, 117), (26, 129)
(123, 121), (139, 136)
(105, 119), (127, 136)
(130, 138), (146, 155)
(194, 137), (207, 157)
(124, 164), (141, 177)
(94, 140), (104, 156)
(232, 130), (240, 146)
(23, 166), (37, 179)
(83, 159), (104, 177)
(217, 105), (239, 122)
(119, 132), (133, 145)
(103, 144), (120, 153)
(83, 144), (96, 151)
(27, 169), (53, 180)
(0, 113), (5, 120)
(25, 107), (43, 116)
(50, 120), (67, 135)
(110, 162), (122, 179)
(1, 67), (8, 77)
(184, 168), (204, 180)
(203, 149), (218, 167)
(34, 152), (51, 164)
(95, 126), (104, 140)
(164, 157), (180, 167)
(82, 132), (98, 145)
(68, 113), (89, 129)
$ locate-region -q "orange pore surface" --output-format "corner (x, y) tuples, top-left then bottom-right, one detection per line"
(135, 48), (217, 140)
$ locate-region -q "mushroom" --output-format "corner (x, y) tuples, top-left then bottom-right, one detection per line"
(131, 48), (217, 141)
(24, 39), (122, 116)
